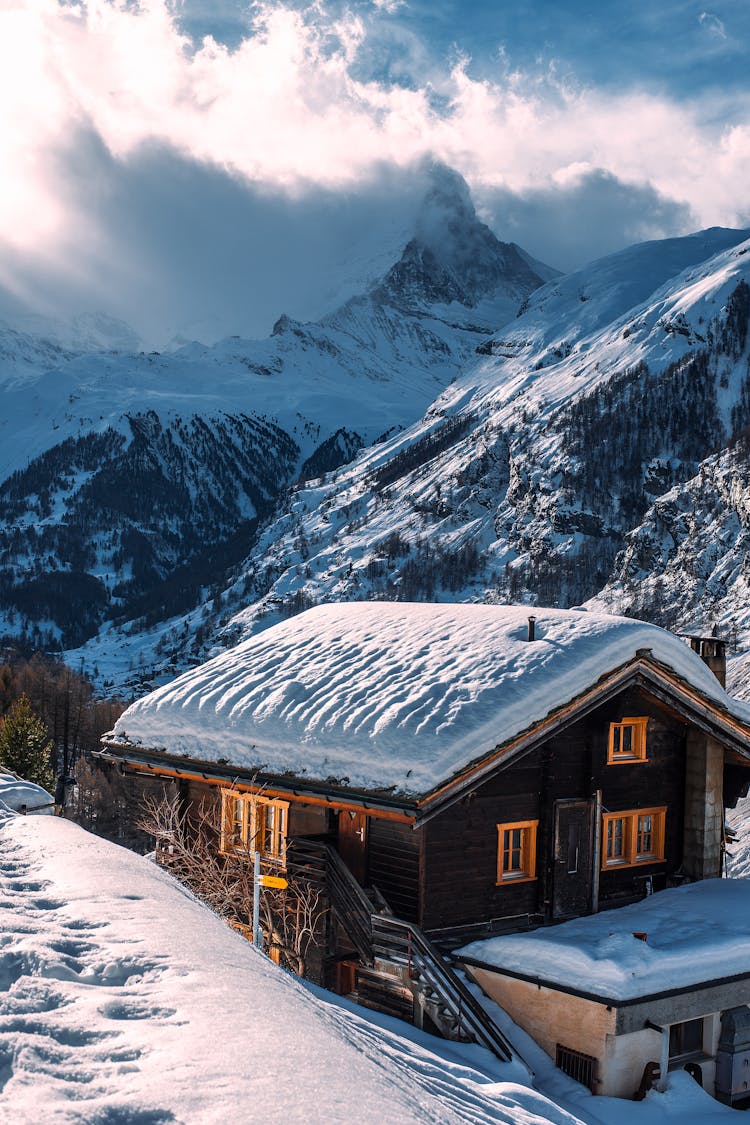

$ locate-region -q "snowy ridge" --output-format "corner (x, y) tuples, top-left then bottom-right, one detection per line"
(107, 604), (746, 795)
(5, 173), (750, 691)
(0, 812), (574, 1124)
(163, 224), (750, 684)
(0, 165), (546, 484)
(0, 166), (551, 655)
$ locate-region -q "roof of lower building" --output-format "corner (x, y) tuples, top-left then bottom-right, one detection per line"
(460, 879), (750, 1003)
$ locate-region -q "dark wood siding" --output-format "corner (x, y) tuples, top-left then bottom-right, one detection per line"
(289, 804), (329, 837)
(420, 754), (543, 934)
(593, 689), (686, 906)
(368, 817), (420, 922)
(420, 687), (688, 934)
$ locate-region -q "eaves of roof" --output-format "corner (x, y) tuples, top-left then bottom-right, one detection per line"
(99, 652), (750, 827)
(95, 742), (418, 822)
(414, 653), (750, 823)
(458, 953), (750, 1010)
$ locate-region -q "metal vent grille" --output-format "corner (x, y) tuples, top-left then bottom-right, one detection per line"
(555, 1043), (598, 1092)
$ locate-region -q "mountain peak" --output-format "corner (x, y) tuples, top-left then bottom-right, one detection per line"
(372, 164), (551, 309)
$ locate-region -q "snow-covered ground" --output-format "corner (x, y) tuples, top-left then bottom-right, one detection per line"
(0, 812), (739, 1123)
(0, 812), (566, 1124)
(107, 603), (749, 796)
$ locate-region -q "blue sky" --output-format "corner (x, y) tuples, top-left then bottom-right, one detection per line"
(177, 0), (750, 103)
(0, 0), (748, 342)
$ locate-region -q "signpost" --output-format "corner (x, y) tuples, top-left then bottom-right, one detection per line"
(253, 852), (262, 949)
(258, 874), (288, 889)
(253, 852), (289, 952)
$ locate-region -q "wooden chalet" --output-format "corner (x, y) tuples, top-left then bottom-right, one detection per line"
(98, 603), (750, 1075)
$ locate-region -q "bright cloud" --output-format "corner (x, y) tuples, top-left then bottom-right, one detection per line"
(1, 0), (749, 337)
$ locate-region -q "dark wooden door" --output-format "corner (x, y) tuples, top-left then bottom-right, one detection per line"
(337, 811), (368, 884)
(552, 799), (594, 920)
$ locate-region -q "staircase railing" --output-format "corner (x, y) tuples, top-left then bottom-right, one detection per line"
(289, 837), (374, 965)
(288, 837), (528, 1070)
(371, 913), (521, 1065)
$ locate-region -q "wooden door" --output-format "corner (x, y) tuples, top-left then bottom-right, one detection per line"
(337, 810), (368, 884)
(552, 799), (594, 921)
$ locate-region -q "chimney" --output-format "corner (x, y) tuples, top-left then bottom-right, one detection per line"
(687, 634), (727, 688)
(527, 616), (536, 642)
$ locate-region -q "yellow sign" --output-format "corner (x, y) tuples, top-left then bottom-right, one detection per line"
(258, 874), (288, 889)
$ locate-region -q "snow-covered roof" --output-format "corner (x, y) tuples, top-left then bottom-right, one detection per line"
(460, 880), (750, 1003)
(107, 603), (750, 797)
(0, 773), (54, 815)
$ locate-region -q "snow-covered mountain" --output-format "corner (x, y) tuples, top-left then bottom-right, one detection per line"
(0, 166), (551, 656)
(106, 223), (750, 696)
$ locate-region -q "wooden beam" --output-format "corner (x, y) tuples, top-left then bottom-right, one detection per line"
(116, 759), (416, 824)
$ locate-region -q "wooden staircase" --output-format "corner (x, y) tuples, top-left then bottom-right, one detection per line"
(288, 837), (524, 1068)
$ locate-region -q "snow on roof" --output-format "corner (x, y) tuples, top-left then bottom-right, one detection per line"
(0, 812), (562, 1124)
(108, 603), (750, 796)
(0, 772), (54, 815)
(460, 880), (750, 1003)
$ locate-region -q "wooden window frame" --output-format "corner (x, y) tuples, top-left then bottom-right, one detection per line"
(497, 819), (538, 885)
(220, 790), (289, 865)
(607, 717), (649, 764)
(601, 807), (666, 870)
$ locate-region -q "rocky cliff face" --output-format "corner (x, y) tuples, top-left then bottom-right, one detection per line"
(189, 229), (750, 689)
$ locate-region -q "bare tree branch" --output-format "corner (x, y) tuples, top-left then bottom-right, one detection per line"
(136, 791), (327, 975)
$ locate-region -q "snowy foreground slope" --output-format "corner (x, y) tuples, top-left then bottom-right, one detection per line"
(0, 815), (735, 1124)
(0, 813), (564, 1125)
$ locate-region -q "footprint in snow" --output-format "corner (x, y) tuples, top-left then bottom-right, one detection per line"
(99, 1000), (177, 1021)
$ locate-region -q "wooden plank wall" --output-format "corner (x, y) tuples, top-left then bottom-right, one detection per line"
(368, 817), (420, 922)
(420, 687), (688, 934)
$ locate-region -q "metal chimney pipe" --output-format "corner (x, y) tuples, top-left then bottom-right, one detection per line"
(528, 616), (536, 642)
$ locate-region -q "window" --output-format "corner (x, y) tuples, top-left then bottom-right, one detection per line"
(601, 807), (666, 869)
(669, 1018), (705, 1060)
(608, 717), (649, 763)
(497, 820), (538, 884)
(220, 790), (289, 863)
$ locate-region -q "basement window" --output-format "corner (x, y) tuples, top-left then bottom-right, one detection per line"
(220, 790), (289, 863)
(669, 1017), (705, 1061)
(497, 820), (538, 884)
(607, 717), (649, 764)
(602, 807), (666, 869)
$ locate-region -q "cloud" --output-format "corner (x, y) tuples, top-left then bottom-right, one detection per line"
(699, 11), (727, 39)
(0, 124), (430, 344)
(1, 1), (749, 339)
(476, 170), (694, 272)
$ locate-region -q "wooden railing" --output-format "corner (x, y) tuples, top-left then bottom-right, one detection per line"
(371, 914), (520, 1065)
(288, 837), (528, 1070)
(289, 838), (375, 965)
(286, 836), (328, 884)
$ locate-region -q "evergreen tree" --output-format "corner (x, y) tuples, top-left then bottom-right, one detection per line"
(0, 693), (54, 791)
